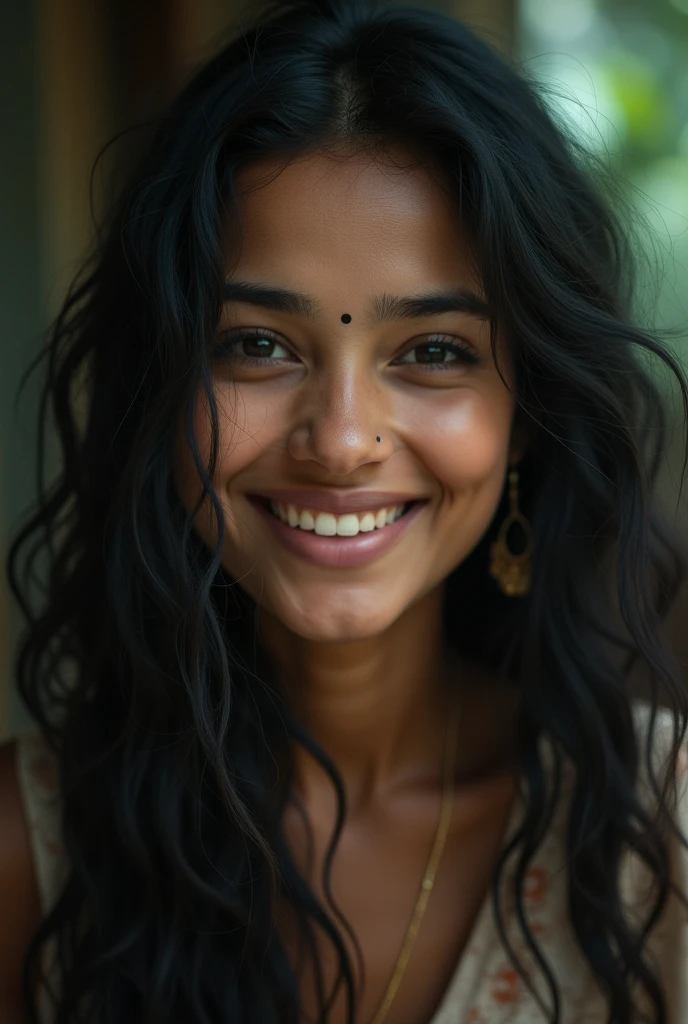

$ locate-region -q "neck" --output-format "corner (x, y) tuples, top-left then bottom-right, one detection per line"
(256, 588), (521, 815)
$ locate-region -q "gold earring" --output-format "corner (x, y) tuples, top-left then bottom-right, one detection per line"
(488, 468), (533, 597)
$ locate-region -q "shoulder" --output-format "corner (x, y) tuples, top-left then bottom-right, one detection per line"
(628, 698), (688, 821)
(0, 737), (43, 1021)
(623, 699), (688, 905)
(624, 700), (688, 1014)
(630, 698), (688, 782)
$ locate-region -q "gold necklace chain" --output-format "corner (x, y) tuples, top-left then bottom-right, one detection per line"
(367, 691), (460, 1024)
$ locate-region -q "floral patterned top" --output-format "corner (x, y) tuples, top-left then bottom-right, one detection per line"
(14, 698), (688, 1023)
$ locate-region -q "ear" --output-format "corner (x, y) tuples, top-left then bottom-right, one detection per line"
(508, 414), (528, 467)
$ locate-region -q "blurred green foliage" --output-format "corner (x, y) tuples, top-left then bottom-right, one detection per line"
(518, 0), (688, 347)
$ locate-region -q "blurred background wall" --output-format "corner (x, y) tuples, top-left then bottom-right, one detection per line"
(1, 0), (686, 740)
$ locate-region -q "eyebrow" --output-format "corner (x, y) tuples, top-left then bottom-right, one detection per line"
(223, 280), (490, 325)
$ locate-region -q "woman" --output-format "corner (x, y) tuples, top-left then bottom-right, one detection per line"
(1, 0), (687, 1021)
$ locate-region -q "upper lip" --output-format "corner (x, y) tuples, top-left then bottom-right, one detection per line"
(249, 489), (429, 515)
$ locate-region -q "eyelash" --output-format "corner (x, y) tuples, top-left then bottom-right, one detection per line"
(213, 328), (481, 371)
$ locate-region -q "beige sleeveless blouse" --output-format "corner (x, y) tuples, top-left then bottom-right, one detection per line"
(14, 699), (688, 1023)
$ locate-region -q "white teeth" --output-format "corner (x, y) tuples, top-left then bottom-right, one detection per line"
(268, 501), (407, 535)
(299, 508), (315, 530)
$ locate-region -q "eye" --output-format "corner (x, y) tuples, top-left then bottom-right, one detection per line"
(213, 329), (293, 366)
(212, 329), (482, 372)
(394, 335), (481, 370)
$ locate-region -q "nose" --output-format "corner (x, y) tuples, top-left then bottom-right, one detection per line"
(286, 365), (391, 475)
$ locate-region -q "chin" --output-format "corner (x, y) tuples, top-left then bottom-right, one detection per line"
(269, 604), (396, 643)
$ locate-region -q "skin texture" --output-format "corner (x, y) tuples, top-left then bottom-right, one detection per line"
(173, 147), (528, 1021)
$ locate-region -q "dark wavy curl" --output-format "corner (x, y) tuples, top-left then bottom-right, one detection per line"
(7, 0), (688, 1021)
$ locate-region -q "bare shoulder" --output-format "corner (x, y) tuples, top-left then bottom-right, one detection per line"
(0, 738), (43, 1022)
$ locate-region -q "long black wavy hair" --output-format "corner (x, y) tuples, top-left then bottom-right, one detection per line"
(7, 0), (688, 1021)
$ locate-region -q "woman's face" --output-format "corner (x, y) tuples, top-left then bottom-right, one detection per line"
(173, 148), (526, 642)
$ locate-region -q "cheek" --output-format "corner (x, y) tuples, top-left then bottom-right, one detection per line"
(172, 387), (234, 531)
(210, 384), (300, 494)
(408, 391), (512, 491)
(412, 393), (515, 569)
(173, 383), (287, 548)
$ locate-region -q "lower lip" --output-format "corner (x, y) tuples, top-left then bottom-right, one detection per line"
(248, 498), (428, 568)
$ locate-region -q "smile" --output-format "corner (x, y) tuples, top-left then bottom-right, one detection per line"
(248, 497), (428, 569)
(267, 499), (413, 536)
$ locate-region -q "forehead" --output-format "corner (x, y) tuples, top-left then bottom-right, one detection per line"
(231, 148), (481, 291)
